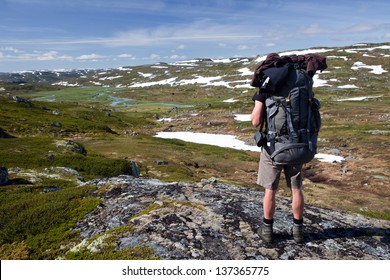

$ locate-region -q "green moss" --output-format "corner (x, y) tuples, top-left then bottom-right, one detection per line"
(0, 241), (30, 260)
(357, 210), (390, 221)
(0, 184), (101, 259)
(0, 95), (156, 137)
(65, 246), (158, 260)
(130, 200), (205, 221)
(53, 154), (132, 179)
(95, 184), (118, 195)
(0, 137), (134, 179)
(64, 225), (157, 260)
(106, 225), (136, 235)
(130, 202), (164, 220)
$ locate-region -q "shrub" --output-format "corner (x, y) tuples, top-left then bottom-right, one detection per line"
(54, 155), (132, 178)
(0, 241), (30, 260)
(0, 184), (100, 259)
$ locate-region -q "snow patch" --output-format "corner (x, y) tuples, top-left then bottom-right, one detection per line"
(351, 62), (387, 74)
(99, 75), (123, 81)
(138, 72), (153, 78)
(223, 98), (239, 103)
(315, 154), (344, 163)
(154, 131), (346, 164)
(155, 132), (259, 152)
(234, 114), (251, 122)
(313, 74), (330, 87)
(337, 85), (359, 89)
(52, 81), (79, 87)
(336, 95), (382, 102)
(237, 67), (253, 76)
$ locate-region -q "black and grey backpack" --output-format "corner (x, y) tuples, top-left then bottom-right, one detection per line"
(255, 63), (321, 165)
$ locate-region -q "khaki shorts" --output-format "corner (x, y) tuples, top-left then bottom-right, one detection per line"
(257, 148), (303, 190)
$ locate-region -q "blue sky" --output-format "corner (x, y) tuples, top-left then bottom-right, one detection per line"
(0, 0), (389, 72)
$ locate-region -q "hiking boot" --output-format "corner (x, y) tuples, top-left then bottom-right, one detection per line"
(292, 223), (304, 243)
(260, 223), (273, 243)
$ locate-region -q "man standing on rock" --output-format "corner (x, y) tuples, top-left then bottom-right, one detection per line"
(250, 53), (327, 244)
(251, 98), (305, 244)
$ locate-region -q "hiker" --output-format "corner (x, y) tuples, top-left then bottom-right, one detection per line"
(252, 95), (305, 243)
(250, 53), (327, 243)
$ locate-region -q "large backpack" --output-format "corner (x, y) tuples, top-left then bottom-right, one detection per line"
(256, 63), (321, 165)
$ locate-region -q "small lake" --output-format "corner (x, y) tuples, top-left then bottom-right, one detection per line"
(30, 86), (192, 108)
(109, 96), (135, 106)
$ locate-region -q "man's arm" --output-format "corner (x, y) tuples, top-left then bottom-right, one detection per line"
(251, 100), (264, 127)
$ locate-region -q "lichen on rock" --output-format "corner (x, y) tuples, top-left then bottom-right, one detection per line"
(71, 176), (390, 260)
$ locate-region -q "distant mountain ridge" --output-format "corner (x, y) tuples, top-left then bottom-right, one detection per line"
(0, 69), (100, 84)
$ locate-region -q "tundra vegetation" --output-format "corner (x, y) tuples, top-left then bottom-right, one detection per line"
(0, 43), (389, 259)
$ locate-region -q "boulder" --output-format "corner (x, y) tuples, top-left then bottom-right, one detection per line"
(13, 96), (32, 107)
(0, 166), (9, 186)
(43, 185), (63, 193)
(129, 161), (140, 178)
(50, 122), (62, 128)
(0, 127), (15, 138)
(54, 140), (87, 155)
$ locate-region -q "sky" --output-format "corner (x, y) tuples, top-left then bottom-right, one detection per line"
(0, 0), (389, 72)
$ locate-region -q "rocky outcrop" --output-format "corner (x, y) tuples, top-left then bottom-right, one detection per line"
(0, 167), (9, 186)
(6, 166), (84, 185)
(13, 96), (32, 107)
(0, 127), (15, 138)
(72, 176), (390, 260)
(54, 140), (87, 155)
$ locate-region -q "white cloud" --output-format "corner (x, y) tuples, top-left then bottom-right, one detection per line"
(5, 0), (166, 13)
(297, 22), (389, 41)
(149, 53), (161, 60)
(168, 54), (178, 59)
(36, 51), (60, 61)
(265, 43), (276, 47)
(77, 53), (104, 60)
(106, 20), (264, 47)
(0, 47), (23, 53)
(300, 24), (330, 36)
(344, 24), (376, 33)
(237, 45), (250, 50)
(117, 53), (135, 59)
(0, 50), (73, 62)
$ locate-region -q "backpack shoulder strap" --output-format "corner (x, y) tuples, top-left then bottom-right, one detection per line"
(284, 98), (298, 143)
(304, 71), (315, 151)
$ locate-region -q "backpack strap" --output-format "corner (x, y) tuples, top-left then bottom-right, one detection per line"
(284, 98), (299, 143)
(265, 98), (280, 151)
(307, 100), (313, 151)
(258, 109), (267, 133)
(305, 72), (315, 151)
